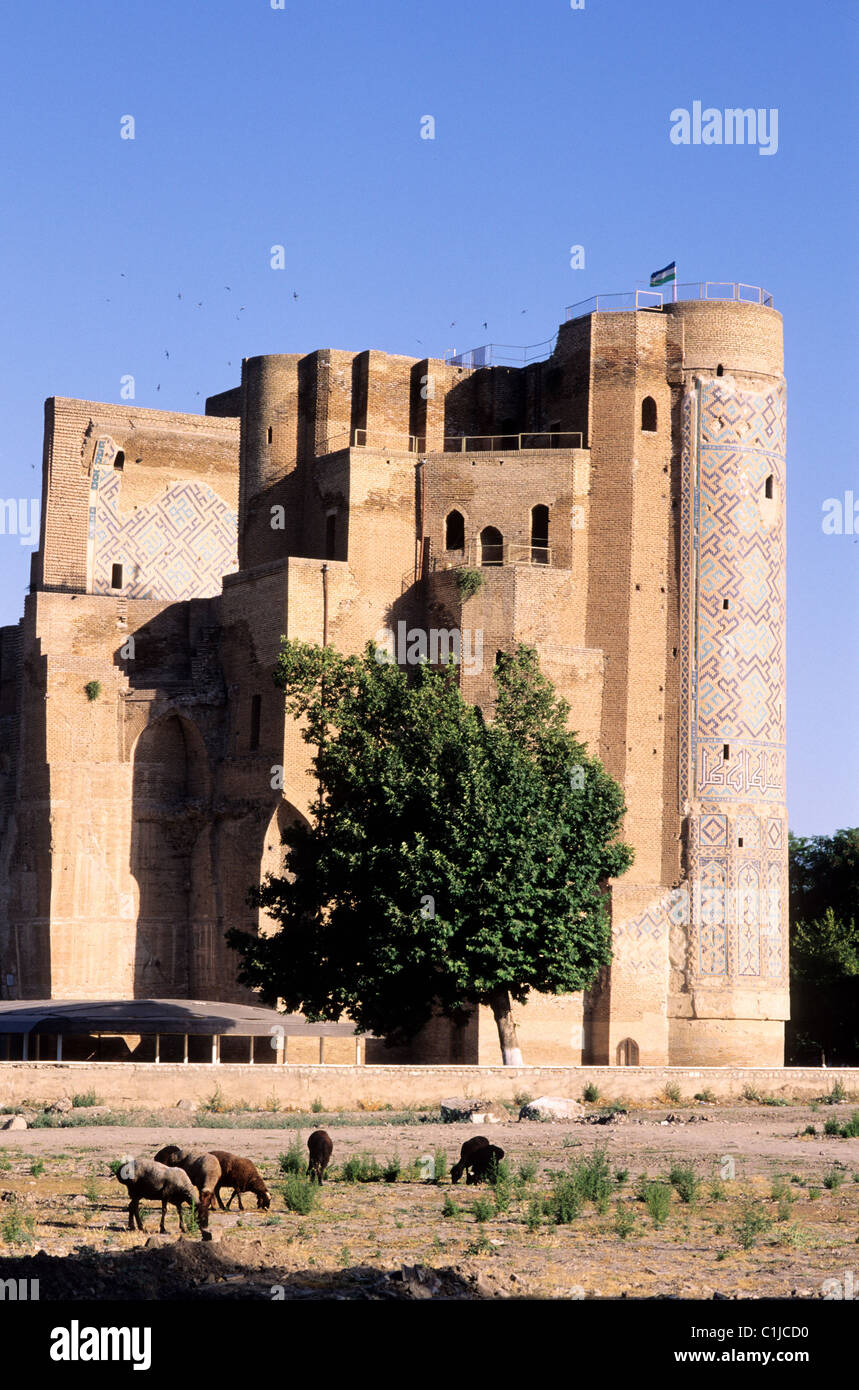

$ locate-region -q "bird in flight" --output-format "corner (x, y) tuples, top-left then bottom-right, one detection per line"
(293, 291), (299, 300)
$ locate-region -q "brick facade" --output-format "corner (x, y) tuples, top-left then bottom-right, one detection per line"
(0, 296), (788, 1066)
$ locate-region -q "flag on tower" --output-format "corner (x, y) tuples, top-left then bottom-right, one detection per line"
(650, 261), (676, 287)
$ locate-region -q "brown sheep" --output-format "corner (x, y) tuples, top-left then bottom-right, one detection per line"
(154, 1145), (222, 1226)
(306, 1129), (333, 1184)
(450, 1135), (491, 1184)
(209, 1150), (270, 1211)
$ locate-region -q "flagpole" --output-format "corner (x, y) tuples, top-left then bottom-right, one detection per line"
(673, 266), (677, 303)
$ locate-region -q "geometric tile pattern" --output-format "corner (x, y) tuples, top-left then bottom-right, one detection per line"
(679, 381), (786, 804)
(614, 894), (673, 974)
(89, 448), (238, 601)
(699, 813), (728, 847)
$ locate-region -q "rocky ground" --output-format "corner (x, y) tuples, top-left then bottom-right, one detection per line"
(0, 1096), (857, 1299)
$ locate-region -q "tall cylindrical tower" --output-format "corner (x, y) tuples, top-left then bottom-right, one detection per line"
(668, 299), (788, 1065)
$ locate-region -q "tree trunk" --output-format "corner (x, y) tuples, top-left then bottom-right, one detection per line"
(489, 988), (523, 1067)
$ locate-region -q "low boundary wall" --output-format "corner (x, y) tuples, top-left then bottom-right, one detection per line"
(0, 1064), (856, 1110)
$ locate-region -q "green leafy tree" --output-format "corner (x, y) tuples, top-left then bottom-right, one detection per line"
(227, 642), (632, 1064)
(788, 828), (859, 1063)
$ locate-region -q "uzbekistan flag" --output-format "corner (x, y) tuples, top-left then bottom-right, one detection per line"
(650, 261), (676, 287)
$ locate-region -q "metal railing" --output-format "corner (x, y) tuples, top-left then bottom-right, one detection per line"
(434, 540), (553, 569)
(565, 281), (773, 321)
(321, 429), (427, 454)
(321, 429), (583, 455)
(442, 431), (582, 452)
(445, 338), (557, 369)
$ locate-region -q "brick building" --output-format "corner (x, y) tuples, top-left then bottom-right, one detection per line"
(0, 287), (788, 1066)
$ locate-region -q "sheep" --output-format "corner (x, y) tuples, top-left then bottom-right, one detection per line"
(209, 1150), (270, 1211)
(115, 1156), (196, 1233)
(466, 1144), (505, 1185)
(450, 1135), (491, 1185)
(153, 1145), (222, 1226)
(306, 1129), (333, 1184)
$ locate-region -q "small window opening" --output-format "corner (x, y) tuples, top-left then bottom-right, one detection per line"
(480, 525), (503, 566)
(723, 744), (730, 761)
(325, 513), (337, 560)
(641, 397), (657, 432)
(738, 837), (744, 848)
(445, 509), (465, 550)
(723, 599), (730, 610)
(113, 450), (125, 471)
(250, 694), (261, 751)
(765, 474), (773, 499)
(110, 563), (123, 589)
(267, 426), (273, 444)
(530, 504), (549, 564)
(716, 364), (724, 376)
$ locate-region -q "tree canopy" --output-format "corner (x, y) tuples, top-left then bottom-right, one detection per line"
(787, 827), (859, 1063)
(227, 641), (633, 1063)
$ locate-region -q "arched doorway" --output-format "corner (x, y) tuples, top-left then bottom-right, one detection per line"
(480, 525), (503, 566)
(530, 504), (549, 564)
(616, 1037), (639, 1066)
(131, 714), (210, 998)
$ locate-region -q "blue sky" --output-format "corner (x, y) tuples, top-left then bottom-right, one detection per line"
(0, 0), (855, 834)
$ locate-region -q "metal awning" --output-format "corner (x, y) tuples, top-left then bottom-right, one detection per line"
(0, 999), (365, 1037)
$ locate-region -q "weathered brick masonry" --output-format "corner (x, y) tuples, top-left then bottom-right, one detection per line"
(0, 295), (788, 1066)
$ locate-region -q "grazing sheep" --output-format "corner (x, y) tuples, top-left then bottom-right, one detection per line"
(450, 1135), (491, 1185)
(115, 1156), (195, 1233)
(306, 1129), (333, 1184)
(153, 1146), (222, 1225)
(209, 1151), (270, 1211)
(466, 1143), (505, 1185)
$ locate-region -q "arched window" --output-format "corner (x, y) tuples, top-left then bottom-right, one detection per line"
(530, 504), (549, 565)
(765, 474), (773, 500)
(716, 364), (724, 377)
(480, 526), (503, 566)
(445, 509), (465, 551)
(616, 1037), (639, 1066)
(641, 397), (657, 432)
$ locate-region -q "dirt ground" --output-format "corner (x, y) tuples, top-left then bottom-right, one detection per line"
(0, 1101), (857, 1300)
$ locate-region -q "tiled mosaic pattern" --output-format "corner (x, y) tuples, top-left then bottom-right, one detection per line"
(88, 444), (238, 600)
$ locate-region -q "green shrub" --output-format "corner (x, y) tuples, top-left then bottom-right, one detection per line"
(433, 1149), (447, 1183)
(734, 1205), (772, 1250)
(824, 1117), (842, 1136)
(453, 568), (484, 601)
(663, 1083), (682, 1104)
(311, 1097), (324, 1114)
(513, 1092), (533, 1110)
(642, 1181), (672, 1227)
(280, 1175), (317, 1214)
(823, 1081), (847, 1104)
(668, 1163), (700, 1205)
(442, 1194), (460, 1219)
(383, 1155), (401, 1183)
(517, 1158), (538, 1184)
(0, 1206), (35, 1245)
(841, 1112), (859, 1138)
(823, 1168), (845, 1190)
(808, 1187), (821, 1201)
(84, 1177), (100, 1203)
(341, 1153), (383, 1183)
(568, 1145), (613, 1207)
(614, 1167), (629, 1185)
(708, 1177), (727, 1202)
(694, 1089), (716, 1104)
(615, 1202), (637, 1239)
(84, 680), (101, 702)
(525, 1196), (543, 1232)
(72, 1091), (102, 1108)
(742, 1085), (761, 1103)
(472, 1197), (493, 1223)
(29, 1159), (45, 1177)
(548, 1175), (582, 1225)
(583, 1083), (600, 1103)
(278, 1138), (306, 1177)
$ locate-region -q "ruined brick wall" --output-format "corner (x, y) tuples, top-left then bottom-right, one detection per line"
(0, 296), (787, 1070)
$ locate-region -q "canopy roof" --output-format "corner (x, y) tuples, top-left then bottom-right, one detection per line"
(0, 999), (364, 1037)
